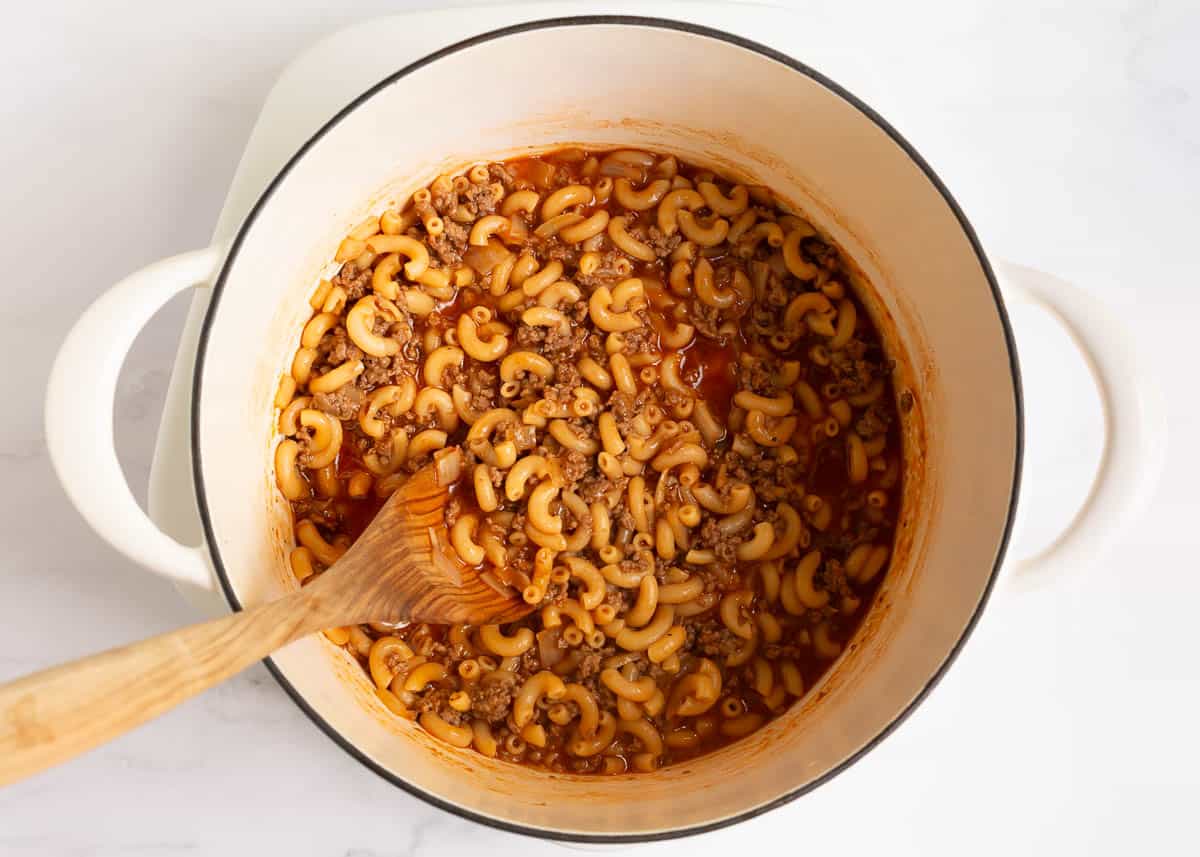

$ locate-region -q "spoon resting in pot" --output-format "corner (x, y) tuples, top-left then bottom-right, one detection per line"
(0, 447), (529, 787)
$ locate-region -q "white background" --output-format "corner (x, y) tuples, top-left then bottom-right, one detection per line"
(0, 1), (1197, 855)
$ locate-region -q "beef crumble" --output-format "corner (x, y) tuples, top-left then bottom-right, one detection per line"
(428, 219), (469, 265)
(469, 680), (515, 722)
(332, 263), (372, 301)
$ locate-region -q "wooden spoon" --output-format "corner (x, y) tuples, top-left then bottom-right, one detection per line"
(0, 447), (529, 787)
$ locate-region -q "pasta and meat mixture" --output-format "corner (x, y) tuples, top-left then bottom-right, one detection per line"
(274, 147), (903, 774)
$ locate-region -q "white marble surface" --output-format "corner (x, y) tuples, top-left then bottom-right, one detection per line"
(1, 0), (1198, 854)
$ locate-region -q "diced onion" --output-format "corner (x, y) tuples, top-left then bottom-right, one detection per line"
(538, 628), (565, 667)
(463, 239), (511, 275)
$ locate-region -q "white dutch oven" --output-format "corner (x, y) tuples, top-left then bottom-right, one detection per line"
(44, 17), (1164, 843)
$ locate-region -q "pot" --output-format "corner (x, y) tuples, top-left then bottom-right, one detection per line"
(44, 16), (1163, 842)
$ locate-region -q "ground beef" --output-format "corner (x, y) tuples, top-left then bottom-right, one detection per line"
(856, 401), (892, 438)
(604, 587), (629, 610)
(569, 300), (589, 325)
(817, 519), (881, 557)
(623, 217), (651, 244)
(357, 355), (414, 389)
(558, 449), (590, 483)
(541, 238), (578, 265)
(764, 642), (807, 660)
(415, 686), (452, 715)
(829, 340), (882, 395)
(562, 419), (596, 449)
(324, 328), (364, 366)
(720, 447), (798, 502)
(695, 624), (741, 658)
(607, 388), (659, 435)
(821, 559), (853, 599)
(441, 362), (466, 389)
(576, 650), (604, 679)
(507, 538), (534, 580)
(431, 185), (455, 215)
(662, 389), (689, 411)
(542, 326), (585, 362)
(384, 313), (414, 348)
(581, 332), (608, 362)
(737, 357), (776, 396)
(653, 554), (677, 585)
(646, 226), (681, 258)
(332, 263), (372, 301)
(577, 473), (620, 504)
(464, 364), (498, 412)
(700, 518), (739, 564)
(488, 163), (515, 190)
(543, 582), (568, 606)
(691, 560), (737, 595)
(428, 220), (468, 265)
(464, 183), (498, 216)
(520, 647), (542, 675)
(803, 237), (838, 269)
(621, 317), (657, 355)
(550, 362), (581, 395)
(763, 268), (791, 308)
(312, 384), (364, 420)
(466, 363), (498, 392)
(290, 498), (337, 531)
(645, 661), (675, 685)
(691, 301), (724, 341)
(514, 323), (546, 348)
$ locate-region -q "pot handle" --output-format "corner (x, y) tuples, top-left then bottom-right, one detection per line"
(45, 248), (224, 592)
(995, 261), (1167, 587)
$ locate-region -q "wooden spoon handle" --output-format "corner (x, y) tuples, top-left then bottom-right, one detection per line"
(0, 588), (324, 787)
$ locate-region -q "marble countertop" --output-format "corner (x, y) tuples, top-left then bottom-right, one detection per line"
(1, 1), (1197, 854)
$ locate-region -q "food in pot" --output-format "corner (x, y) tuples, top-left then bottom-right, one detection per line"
(273, 147), (902, 773)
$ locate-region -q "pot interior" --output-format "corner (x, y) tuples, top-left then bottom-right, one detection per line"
(194, 19), (1018, 839)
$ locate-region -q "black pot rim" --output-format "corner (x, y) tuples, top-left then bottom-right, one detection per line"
(191, 14), (1023, 844)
